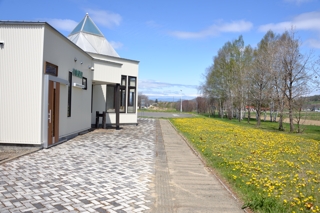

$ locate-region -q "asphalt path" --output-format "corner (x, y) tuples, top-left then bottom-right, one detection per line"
(138, 111), (196, 118)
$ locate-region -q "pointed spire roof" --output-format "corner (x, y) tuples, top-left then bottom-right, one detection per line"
(68, 13), (119, 57)
(69, 13), (104, 37)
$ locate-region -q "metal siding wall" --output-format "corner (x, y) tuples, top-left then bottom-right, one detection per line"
(43, 27), (93, 138)
(0, 24), (44, 144)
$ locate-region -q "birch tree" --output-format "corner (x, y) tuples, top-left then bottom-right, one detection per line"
(279, 30), (313, 132)
(249, 31), (278, 126)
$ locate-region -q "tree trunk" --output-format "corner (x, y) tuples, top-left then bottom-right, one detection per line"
(219, 100), (223, 118)
(278, 113), (284, 131)
(288, 81), (294, 132)
(256, 110), (261, 126)
(270, 102), (273, 122)
(256, 102), (261, 126)
(289, 105), (294, 132)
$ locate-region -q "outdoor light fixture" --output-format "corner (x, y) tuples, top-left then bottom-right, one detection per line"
(89, 66), (94, 71)
(0, 41), (4, 48)
(74, 57), (77, 62)
(73, 82), (85, 89)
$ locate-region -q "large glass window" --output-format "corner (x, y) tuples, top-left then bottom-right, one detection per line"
(106, 85), (115, 113)
(120, 88), (126, 112)
(67, 72), (72, 117)
(120, 76), (126, 113)
(106, 86), (126, 113)
(128, 76), (136, 113)
(121, 76), (126, 86)
(106, 76), (127, 113)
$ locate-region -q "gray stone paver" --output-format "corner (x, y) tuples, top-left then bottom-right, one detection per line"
(0, 118), (156, 213)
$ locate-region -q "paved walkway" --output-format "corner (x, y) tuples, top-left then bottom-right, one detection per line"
(157, 120), (243, 213)
(0, 118), (244, 213)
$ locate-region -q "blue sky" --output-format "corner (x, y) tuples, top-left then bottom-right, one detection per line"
(1, 0), (320, 100)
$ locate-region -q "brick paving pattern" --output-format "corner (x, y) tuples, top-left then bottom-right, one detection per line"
(0, 118), (156, 213)
(0, 146), (40, 163)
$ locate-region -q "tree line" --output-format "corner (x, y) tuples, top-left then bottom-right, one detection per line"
(201, 29), (320, 132)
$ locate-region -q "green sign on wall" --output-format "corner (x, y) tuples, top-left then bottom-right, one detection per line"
(72, 68), (83, 78)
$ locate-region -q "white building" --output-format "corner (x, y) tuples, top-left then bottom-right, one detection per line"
(0, 14), (139, 148)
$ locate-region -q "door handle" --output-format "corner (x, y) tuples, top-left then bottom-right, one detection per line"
(48, 110), (51, 123)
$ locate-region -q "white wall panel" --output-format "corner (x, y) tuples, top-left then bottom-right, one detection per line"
(0, 24), (44, 144)
(93, 60), (121, 84)
(91, 85), (106, 124)
(105, 113), (138, 124)
(43, 27), (93, 138)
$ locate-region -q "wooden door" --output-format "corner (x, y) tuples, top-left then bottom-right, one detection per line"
(48, 81), (60, 146)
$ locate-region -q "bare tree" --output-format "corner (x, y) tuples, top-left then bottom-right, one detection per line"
(200, 29), (318, 131)
(196, 97), (208, 113)
(292, 96), (307, 133)
(182, 100), (195, 112)
(249, 31), (278, 126)
(138, 92), (149, 108)
(279, 29), (313, 132)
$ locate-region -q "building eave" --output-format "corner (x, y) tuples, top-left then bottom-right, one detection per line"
(88, 52), (140, 64)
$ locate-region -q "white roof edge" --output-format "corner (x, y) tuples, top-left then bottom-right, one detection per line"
(88, 52), (140, 64)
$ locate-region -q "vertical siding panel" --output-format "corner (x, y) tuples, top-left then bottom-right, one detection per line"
(0, 24), (43, 144)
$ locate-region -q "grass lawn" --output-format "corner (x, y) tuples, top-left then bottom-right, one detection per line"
(249, 111), (320, 122)
(171, 116), (320, 213)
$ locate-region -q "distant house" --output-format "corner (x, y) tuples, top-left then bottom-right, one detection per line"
(246, 106), (255, 112)
(0, 14), (139, 148)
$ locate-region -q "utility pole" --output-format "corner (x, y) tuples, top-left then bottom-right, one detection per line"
(180, 90), (182, 112)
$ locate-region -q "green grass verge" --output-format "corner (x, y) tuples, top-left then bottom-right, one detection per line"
(170, 116), (320, 213)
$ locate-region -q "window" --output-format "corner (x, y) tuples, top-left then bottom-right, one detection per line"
(128, 76), (136, 113)
(45, 62), (58, 76)
(106, 85), (126, 113)
(82, 77), (87, 90)
(120, 88), (126, 113)
(91, 85), (93, 113)
(106, 85), (115, 113)
(121, 75), (126, 86)
(67, 72), (72, 117)
(120, 76), (126, 112)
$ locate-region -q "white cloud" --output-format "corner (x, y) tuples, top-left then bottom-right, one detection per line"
(139, 79), (197, 90)
(258, 11), (320, 49)
(138, 79), (199, 99)
(110, 41), (123, 49)
(306, 38), (320, 48)
(47, 19), (78, 32)
(259, 11), (320, 33)
(169, 20), (253, 39)
(86, 9), (121, 28)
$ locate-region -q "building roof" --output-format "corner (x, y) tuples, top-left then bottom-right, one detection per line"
(0, 21), (93, 60)
(68, 13), (119, 57)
